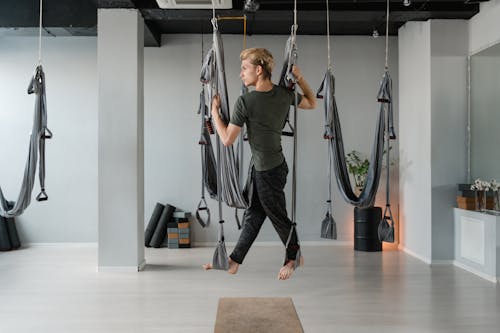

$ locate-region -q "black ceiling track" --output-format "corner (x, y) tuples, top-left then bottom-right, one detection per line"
(0, 0), (484, 46)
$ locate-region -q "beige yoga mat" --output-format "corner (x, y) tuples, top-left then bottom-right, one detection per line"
(214, 297), (304, 333)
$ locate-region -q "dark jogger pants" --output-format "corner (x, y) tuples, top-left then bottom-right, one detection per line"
(229, 160), (300, 264)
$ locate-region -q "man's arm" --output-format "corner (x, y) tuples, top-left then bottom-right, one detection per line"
(292, 65), (317, 110)
(211, 95), (242, 146)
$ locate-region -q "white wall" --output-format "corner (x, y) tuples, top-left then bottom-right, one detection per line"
(398, 22), (432, 261)
(0, 34), (399, 244)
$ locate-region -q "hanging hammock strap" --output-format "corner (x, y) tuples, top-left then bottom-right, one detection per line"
(278, 22), (299, 137)
(377, 72), (396, 139)
(325, 0), (333, 211)
(196, 34), (214, 228)
(196, 196), (210, 228)
(233, 80), (250, 230)
(382, 109), (394, 228)
(282, 0), (301, 267)
(381, 0), (396, 219)
(381, 0), (395, 224)
(197, 88), (218, 197)
(326, 138), (333, 214)
(196, 90), (212, 228)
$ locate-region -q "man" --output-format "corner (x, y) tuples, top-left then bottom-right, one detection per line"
(203, 48), (316, 280)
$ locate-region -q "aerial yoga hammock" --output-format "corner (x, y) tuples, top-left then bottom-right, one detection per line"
(317, 0), (396, 242)
(0, 0), (52, 218)
(200, 9), (249, 270)
(196, 20), (248, 230)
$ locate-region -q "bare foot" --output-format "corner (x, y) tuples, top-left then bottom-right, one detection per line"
(278, 256), (304, 280)
(202, 258), (239, 274)
(228, 258), (239, 274)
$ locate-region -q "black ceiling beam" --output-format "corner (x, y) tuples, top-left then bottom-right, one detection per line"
(98, 0), (159, 8)
(144, 21), (161, 46)
(98, 0), (135, 8)
(0, 0), (484, 40)
(0, 0), (97, 28)
(142, 7), (477, 21)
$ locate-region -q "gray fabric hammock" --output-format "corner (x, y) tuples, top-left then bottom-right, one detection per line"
(200, 19), (248, 270)
(317, 68), (386, 208)
(200, 21), (248, 211)
(0, 65), (52, 218)
(317, 0), (397, 238)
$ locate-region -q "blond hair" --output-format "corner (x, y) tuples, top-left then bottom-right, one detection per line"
(240, 48), (274, 79)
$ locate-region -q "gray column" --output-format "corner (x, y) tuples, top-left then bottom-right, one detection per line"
(97, 9), (145, 271)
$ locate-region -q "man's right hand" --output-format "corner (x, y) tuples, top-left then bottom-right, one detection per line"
(211, 95), (221, 117)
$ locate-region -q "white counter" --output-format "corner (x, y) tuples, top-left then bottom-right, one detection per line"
(453, 208), (500, 283)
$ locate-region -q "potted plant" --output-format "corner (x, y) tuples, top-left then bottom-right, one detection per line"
(346, 150), (370, 195)
(346, 148), (394, 195)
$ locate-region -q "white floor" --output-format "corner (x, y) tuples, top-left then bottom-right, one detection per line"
(0, 245), (499, 333)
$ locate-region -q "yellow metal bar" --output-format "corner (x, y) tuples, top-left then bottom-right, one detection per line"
(216, 15), (247, 50)
(216, 16), (246, 20)
(243, 15), (246, 49)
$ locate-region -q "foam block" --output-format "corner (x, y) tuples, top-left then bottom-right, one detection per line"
(177, 222), (190, 229)
(173, 211), (191, 219)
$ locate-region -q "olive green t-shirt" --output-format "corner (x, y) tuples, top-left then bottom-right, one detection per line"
(230, 85), (302, 171)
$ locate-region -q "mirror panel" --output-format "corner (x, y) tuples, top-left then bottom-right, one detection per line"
(470, 44), (500, 182)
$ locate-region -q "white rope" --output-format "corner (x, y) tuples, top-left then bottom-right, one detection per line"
(288, 0), (297, 39)
(38, 0), (43, 64)
(294, 0), (297, 31)
(211, 0), (217, 29)
(291, 0), (298, 226)
(384, 0), (389, 70)
(326, 0), (331, 69)
(212, 0), (215, 20)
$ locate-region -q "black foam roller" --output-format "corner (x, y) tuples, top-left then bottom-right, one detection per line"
(5, 202), (20, 249)
(145, 203), (165, 247)
(150, 204), (176, 248)
(0, 216), (12, 251)
(6, 217), (20, 249)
